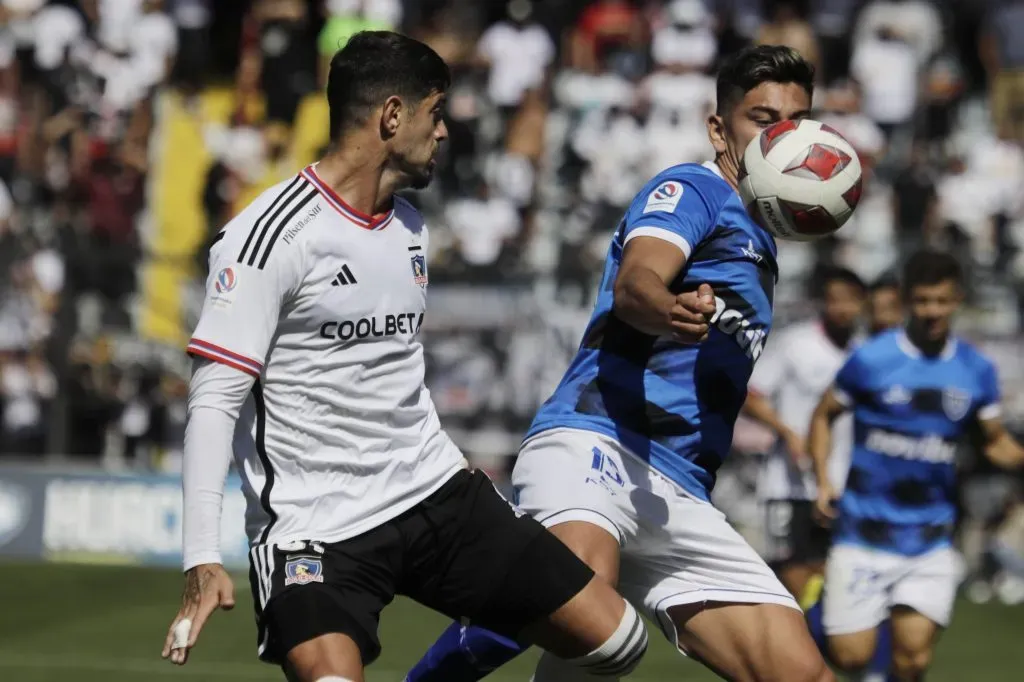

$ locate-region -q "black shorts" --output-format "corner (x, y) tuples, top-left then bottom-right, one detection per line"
(248, 469), (595, 666)
(763, 499), (831, 566)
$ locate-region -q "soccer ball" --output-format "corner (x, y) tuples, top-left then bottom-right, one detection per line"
(738, 119), (862, 242)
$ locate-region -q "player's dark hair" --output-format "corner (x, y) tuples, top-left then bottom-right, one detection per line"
(869, 275), (901, 295)
(326, 31), (451, 139)
(818, 266), (866, 296)
(902, 250), (963, 294)
(715, 45), (815, 116)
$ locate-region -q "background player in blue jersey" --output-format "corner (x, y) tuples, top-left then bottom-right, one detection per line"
(808, 250), (1024, 682)
(406, 45), (834, 682)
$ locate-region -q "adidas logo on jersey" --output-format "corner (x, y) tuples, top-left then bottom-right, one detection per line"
(741, 240), (763, 264)
(331, 265), (357, 286)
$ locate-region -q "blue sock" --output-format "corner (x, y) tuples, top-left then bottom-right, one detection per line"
(405, 621), (526, 682)
(805, 598), (827, 654)
(869, 619), (894, 681)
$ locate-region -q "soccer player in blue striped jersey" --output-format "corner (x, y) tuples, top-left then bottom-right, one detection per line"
(406, 45), (834, 682)
(808, 250), (1024, 682)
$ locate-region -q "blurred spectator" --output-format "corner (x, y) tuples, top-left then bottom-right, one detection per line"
(851, 24), (919, 139)
(318, 0), (402, 87)
(650, 0), (717, 74)
(757, 0), (820, 77)
(253, 0), (316, 138)
(855, 0), (943, 65)
(477, 0), (554, 118)
(810, 0), (860, 84)
(980, 0), (1024, 142)
(567, 0), (646, 73)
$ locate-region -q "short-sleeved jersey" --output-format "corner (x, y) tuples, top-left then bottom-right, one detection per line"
(749, 320), (857, 501)
(526, 162), (778, 501)
(188, 166), (465, 548)
(833, 329), (1001, 556)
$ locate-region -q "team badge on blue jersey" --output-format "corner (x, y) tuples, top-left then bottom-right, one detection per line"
(411, 253), (428, 286)
(643, 180), (684, 213)
(942, 387), (971, 421)
(284, 557), (324, 586)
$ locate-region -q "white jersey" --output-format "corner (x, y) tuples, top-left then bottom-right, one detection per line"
(749, 320), (855, 501)
(188, 166), (466, 547)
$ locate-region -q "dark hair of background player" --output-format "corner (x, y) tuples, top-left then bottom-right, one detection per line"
(869, 275), (901, 296)
(715, 45), (815, 116)
(815, 266), (866, 298)
(902, 250), (963, 295)
(326, 31), (451, 140)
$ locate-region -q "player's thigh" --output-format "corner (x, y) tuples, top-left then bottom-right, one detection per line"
(619, 490), (828, 681)
(669, 601), (831, 682)
(821, 545), (891, 643)
(404, 468), (613, 655)
(889, 606), (941, 675)
(547, 519), (622, 586)
(511, 428), (639, 549)
(889, 546), (961, 632)
(283, 633), (364, 682)
(251, 534), (398, 671)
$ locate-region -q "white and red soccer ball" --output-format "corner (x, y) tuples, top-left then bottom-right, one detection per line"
(738, 119), (862, 242)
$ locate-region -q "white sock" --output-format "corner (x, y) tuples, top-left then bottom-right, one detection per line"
(532, 651), (617, 682)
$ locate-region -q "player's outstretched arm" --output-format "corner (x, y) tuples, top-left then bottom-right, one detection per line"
(978, 416), (1024, 470)
(743, 391), (806, 465)
(162, 357), (253, 665)
(807, 387), (847, 523)
(613, 236), (715, 342)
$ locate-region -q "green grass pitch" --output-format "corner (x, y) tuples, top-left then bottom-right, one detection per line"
(1, 561), (1022, 681)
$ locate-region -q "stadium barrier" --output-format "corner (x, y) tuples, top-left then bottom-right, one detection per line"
(0, 465), (250, 569)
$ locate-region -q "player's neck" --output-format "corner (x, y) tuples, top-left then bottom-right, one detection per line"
(314, 144), (398, 217)
(905, 326), (949, 358)
(712, 153), (740, 191)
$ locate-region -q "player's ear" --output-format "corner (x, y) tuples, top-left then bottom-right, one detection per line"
(706, 114), (727, 154)
(380, 95), (403, 140)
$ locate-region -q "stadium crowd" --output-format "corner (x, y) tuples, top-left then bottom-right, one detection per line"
(0, 0), (1023, 598)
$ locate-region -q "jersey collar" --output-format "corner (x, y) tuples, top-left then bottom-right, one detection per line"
(702, 160), (724, 178)
(896, 329), (957, 361)
(300, 165), (395, 231)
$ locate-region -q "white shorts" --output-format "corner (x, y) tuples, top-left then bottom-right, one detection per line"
(512, 427), (799, 643)
(822, 544), (964, 635)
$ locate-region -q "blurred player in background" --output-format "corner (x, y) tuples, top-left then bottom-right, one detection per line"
(160, 32), (649, 682)
(808, 250), (1024, 682)
(866, 277), (903, 335)
(743, 267), (866, 603)
(407, 45), (835, 682)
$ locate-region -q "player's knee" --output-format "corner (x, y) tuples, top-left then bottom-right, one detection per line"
(827, 639), (874, 673)
(892, 646), (932, 679)
(784, 657), (835, 682)
(570, 601), (648, 677)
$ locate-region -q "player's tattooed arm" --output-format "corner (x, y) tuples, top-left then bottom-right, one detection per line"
(613, 236), (716, 342)
(162, 563), (235, 665)
(808, 388), (848, 523)
(977, 417), (1024, 469)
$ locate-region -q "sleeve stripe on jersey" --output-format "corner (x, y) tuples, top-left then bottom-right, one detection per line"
(187, 338), (263, 377)
(978, 403), (1002, 421)
(623, 226), (693, 259)
(237, 175), (306, 265)
(257, 186), (318, 269)
(243, 179), (312, 268)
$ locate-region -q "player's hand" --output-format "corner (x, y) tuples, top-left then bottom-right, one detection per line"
(814, 481), (839, 527)
(670, 283), (716, 344)
(780, 427), (808, 469)
(162, 563), (235, 665)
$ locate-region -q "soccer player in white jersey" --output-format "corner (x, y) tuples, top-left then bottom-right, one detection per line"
(159, 32), (649, 682)
(744, 267), (866, 603)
